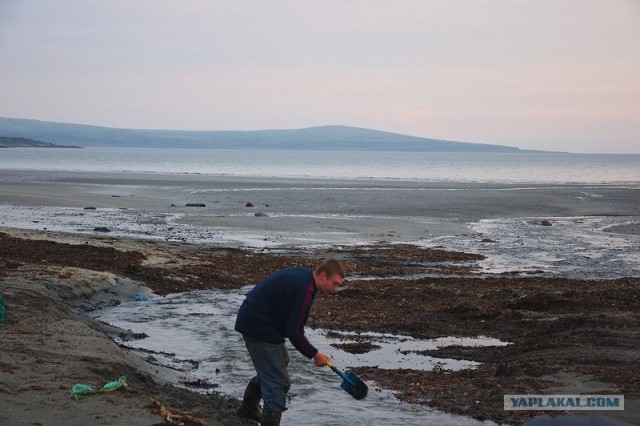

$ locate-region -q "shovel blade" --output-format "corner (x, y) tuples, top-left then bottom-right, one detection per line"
(340, 372), (368, 400)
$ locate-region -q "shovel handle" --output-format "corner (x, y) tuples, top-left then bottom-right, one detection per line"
(326, 361), (351, 382)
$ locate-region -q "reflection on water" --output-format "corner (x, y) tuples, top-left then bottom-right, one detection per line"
(94, 287), (504, 425)
(424, 216), (640, 278)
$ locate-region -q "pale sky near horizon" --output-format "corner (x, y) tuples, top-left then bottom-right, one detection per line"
(1, 1), (639, 153)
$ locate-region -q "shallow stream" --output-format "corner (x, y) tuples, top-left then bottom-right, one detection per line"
(93, 287), (506, 425)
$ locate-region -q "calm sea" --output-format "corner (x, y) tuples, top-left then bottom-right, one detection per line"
(2, 147), (639, 183)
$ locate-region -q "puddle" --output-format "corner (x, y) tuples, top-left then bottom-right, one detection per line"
(314, 329), (507, 371)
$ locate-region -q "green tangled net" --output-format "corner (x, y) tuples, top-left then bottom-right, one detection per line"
(71, 376), (128, 400)
(0, 295), (6, 326)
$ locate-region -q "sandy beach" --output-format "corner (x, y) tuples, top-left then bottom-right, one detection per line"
(1, 170), (639, 425)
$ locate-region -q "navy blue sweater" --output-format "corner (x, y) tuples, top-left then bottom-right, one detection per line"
(235, 267), (318, 359)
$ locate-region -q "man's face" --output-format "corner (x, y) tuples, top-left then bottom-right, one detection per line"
(317, 272), (343, 295)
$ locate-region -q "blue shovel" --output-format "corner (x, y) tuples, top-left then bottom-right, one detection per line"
(327, 360), (368, 400)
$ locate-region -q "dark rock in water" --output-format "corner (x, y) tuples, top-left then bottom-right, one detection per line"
(83, 206), (96, 210)
(93, 227), (111, 233)
(185, 203), (206, 207)
(540, 220), (553, 226)
(170, 203), (176, 207)
(245, 202), (254, 207)
(254, 212), (269, 217)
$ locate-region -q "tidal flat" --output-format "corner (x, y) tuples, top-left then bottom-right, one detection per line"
(1, 229), (638, 425)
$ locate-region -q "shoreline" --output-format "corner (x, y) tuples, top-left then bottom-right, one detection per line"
(1, 228), (638, 425)
(0, 170), (640, 257)
(0, 227), (254, 425)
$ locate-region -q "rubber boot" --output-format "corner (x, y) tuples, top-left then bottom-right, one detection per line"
(260, 410), (282, 426)
(236, 381), (262, 422)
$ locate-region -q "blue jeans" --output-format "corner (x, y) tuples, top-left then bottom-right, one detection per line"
(243, 335), (291, 413)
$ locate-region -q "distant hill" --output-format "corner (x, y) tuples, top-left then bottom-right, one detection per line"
(0, 135), (80, 148)
(0, 117), (526, 152)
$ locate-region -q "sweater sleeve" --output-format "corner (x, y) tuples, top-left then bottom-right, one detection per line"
(286, 281), (318, 358)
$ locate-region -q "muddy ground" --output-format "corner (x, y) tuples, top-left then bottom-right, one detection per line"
(1, 230), (638, 425)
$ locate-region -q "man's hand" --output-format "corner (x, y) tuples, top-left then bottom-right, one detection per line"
(313, 351), (331, 367)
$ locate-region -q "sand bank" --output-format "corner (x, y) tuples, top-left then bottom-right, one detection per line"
(0, 232), (251, 425)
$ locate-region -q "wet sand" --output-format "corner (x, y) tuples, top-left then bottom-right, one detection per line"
(2, 170), (638, 220)
(1, 170), (639, 248)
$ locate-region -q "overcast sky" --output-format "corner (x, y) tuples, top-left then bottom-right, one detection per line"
(1, 1), (639, 153)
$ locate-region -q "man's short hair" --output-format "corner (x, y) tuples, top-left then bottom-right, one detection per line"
(315, 258), (345, 278)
